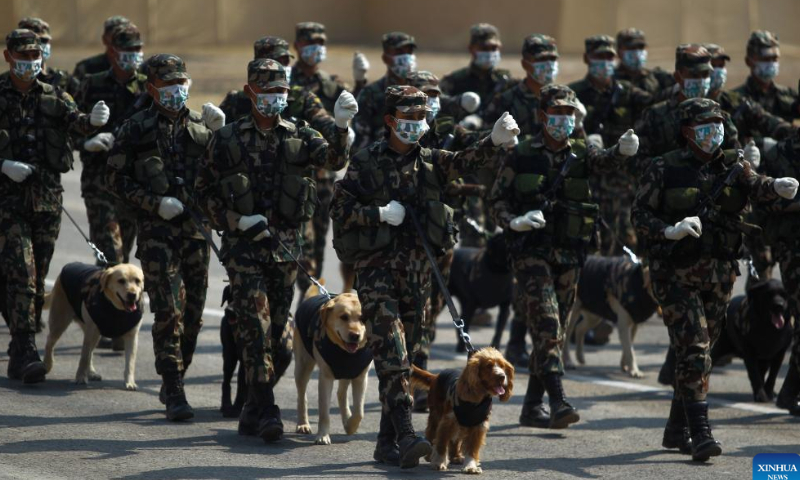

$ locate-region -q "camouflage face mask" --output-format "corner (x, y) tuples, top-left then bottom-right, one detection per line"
(754, 61), (779, 81)
(118, 50), (144, 72)
(390, 54), (416, 78)
(12, 58), (42, 82)
(621, 49), (647, 70)
(254, 92), (288, 117)
(544, 113), (575, 142)
(300, 44), (327, 66)
(589, 59), (615, 81)
(157, 83), (190, 112)
(392, 117), (429, 144)
(682, 77), (710, 99)
(710, 67), (727, 91)
(692, 122), (724, 154)
(529, 60), (558, 85)
(41, 42), (51, 61)
(474, 50), (501, 70)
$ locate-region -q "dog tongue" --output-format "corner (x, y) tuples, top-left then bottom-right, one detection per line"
(493, 386), (505, 396)
(772, 313), (785, 330)
(127, 303), (138, 313)
(346, 343), (359, 353)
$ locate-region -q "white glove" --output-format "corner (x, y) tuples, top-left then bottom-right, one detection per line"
(334, 91), (359, 129)
(460, 92), (481, 113)
(157, 197), (184, 221)
(238, 214), (270, 241)
(201, 102), (226, 131)
(587, 133), (604, 149)
(774, 177), (799, 199)
(346, 127), (356, 148)
(503, 136), (519, 149)
(90, 100), (110, 127)
(352, 51), (370, 83)
(459, 114), (483, 130)
(664, 216), (702, 240)
(763, 136), (778, 154)
(617, 129), (639, 157)
(509, 210), (546, 231)
(491, 111), (520, 147)
(743, 140), (760, 169)
(83, 132), (115, 152)
(378, 200), (405, 226)
(1, 160), (34, 183)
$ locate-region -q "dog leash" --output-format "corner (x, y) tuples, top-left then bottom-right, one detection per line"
(599, 217), (639, 264)
(265, 228), (333, 300)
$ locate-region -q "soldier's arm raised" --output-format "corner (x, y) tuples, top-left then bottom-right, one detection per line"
(302, 123), (349, 172)
(60, 90), (98, 136)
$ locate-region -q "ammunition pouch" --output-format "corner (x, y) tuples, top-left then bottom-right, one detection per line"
(422, 200), (457, 251)
(220, 172), (254, 215)
(332, 222), (393, 263)
(134, 156), (170, 195)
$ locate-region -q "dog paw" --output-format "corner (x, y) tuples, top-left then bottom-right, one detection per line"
(74, 376), (88, 385)
(314, 434), (331, 445)
(296, 424), (312, 434)
(125, 382), (138, 391)
(344, 415), (362, 435)
(462, 464), (482, 474)
(627, 369), (644, 379)
(431, 463), (448, 471)
(88, 372), (102, 381)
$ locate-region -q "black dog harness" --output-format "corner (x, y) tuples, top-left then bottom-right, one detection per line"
(295, 294), (372, 380)
(60, 263), (143, 338)
(437, 369), (492, 427)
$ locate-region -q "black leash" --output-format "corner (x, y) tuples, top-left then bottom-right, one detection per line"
(265, 229), (333, 300)
(599, 217), (639, 264)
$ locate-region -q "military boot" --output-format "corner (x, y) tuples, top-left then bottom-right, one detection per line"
(390, 403), (431, 469)
(519, 375), (550, 428)
(776, 364), (800, 416)
(159, 370), (186, 405)
(684, 400), (722, 462)
(238, 386), (261, 436)
(412, 355), (429, 413)
(543, 373), (579, 429)
(163, 371), (194, 421)
(658, 347), (676, 386)
(252, 383), (283, 443)
(7, 334), (46, 384)
(373, 410), (400, 465)
(662, 395), (692, 454)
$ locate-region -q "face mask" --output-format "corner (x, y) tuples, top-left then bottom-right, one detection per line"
(621, 49), (647, 70)
(692, 122), (724, 154)
(589, 59), (615, 80)
(390, 54), (416, 78)
(544, 114), (575, 142)
(529, 60), (558, 85)
(118, 51), (144, 72)
(41, 43), (51, 61)
(392, 118), (429, 144)
(682, 77), (710, 99)
(12, 58), (42, 81)
(300, 44), (327, 66)
(754, 61), (779, 81)
(426, 96), (441, 121)
(710, 67), (727, 91)
(157, 83), (190, 112)
(254, 92), (288, 117)
(474, 50), (501, 70)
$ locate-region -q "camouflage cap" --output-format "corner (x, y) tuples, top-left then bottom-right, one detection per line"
(678, 98), (724, 124)
(385, 85), (431, 113)
(382, 31), (416, 51)
(146, 54), (190, 81)
(522, 34), (558, 59)
(616, 28), (646, 49)
(103, 15), (131, 35)
(18, 17), (51, 40)
(295, 22), (326, 42)
(5, 29), (41, 53)
(253, 35), (294, 61)
(675, 44), (712, 74)
(470, 23), (501, 47)
(585, 35), (616, 56)
(539, 84), (579, 110)
(406, 70), (441, 93)
(747, 30), (780, 57)
(703, 43), (730, 62)
(110, 24), (143, 49)
(247, 58), (290, 89)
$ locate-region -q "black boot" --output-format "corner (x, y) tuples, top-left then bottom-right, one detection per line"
(776, 364), (800, 416)
(390, 403), (431, 469)
(505, 320), (531, 368)
(7, 334), (46, 383)
(163, 371), (194, 421)
(159, 370), (186, 405)
(519, 376), (550, 428)
(662, 395), (692, 454)
(658, 347), (676, 386)
(238, 386), (261, 436)
(543, 373), (579, 429)
(373, 410), (400, 465)
(412, 356), (429, 413)
(252, 383), (283, 443)
(684, 400), (722, 462)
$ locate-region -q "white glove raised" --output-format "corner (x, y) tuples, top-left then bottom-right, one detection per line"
(346, 127), (356, 148)
(509, 210), (546, 231)
(460, 92), (481, 114)
(378, 200), (405, 226)
(664, 216), (702, 241)
(157, 197), (184, 220)
(334, 91), (359, 129)
(83, 132), (115, 152)
(743, 140), (760, 169)
(491, 111), (520, 147)
(1, 159), (34, 183)
(586, 133), (604, 149)
(201, 102), (226, 131)
(762, 136), (778, 154)
(774, 177), (799, 199)
(352, 51), (370, 83)
(90, 100), (110, 127)
(458, 114), (483, 131)
(238, 214), (270, 241)
(617, 129), (639, 157)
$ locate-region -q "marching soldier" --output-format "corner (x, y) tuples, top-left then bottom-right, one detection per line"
(614, 28), (675, 96)
(291, 22), (352, 112)
(17, 17), (79, 95)
(72, 16), (131, 82)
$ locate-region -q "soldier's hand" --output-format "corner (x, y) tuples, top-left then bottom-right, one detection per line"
(763, 136), (778, 154)
(157, 196), (184, 221)
(617, 129), (639, 157)
(774, 177), (799, 199)
(238, 214), (270, 241)
(459, 114), (483, 131)
(460, 92), (481, 114)
(491, 111), (520, 147)
(202, 102), (226, 131)
(587, 133), (604, 149)
(510, 215), (536, 232)
(352, 51), (370, 83)
(84, 132), (115, 152)
(378, 200), (405, 226)
(90, 100), (110, 127)
(744, 140), (760, 169)
(334, 91), (359, 129)
(525, 210), (546, 228)
(664, 216), (702, 240)
(1, 159), (34, 183)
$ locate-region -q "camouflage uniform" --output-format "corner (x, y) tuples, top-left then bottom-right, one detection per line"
(72, 16), (131, 82)
(291, 22), (350, 113)
(75, 25), (148, 265)
(18, 18), (79, 96)
(613, 28), (675, 96)
(107, 55), (212, 380)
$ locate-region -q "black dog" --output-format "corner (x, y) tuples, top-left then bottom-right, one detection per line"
(448, 234), (513, 352)
(711, 279), (792, 402)
(220, 286), (246, 418)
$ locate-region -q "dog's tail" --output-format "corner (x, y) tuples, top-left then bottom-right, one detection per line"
(410, 365), (437, 392)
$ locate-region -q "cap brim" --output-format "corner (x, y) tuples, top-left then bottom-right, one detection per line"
(685, 63), (712, 74)
(549, 99), (578, 109)
(13, 44), (42, 53)
(476, 38), (502, 47)
(714, 54), (731, 61)
(162, 71), (191, 81)
(622, 40), (646, 48)
(531, 51), (559, 60)
(254, 80), (290, 89)
(591, 46), (617, 55)
(695, 111), (724, 122)
(308, 33), (327, 41)
(273, 49), (296, 59)
(396, 104), (431, 113)
(760, 47), (779, 57)
(39, 33), (52, 41)
(116, 40), (144, 49)
(393, 40), (417, 49)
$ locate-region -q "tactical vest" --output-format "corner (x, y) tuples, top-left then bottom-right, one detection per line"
(437, 369), (492, 427)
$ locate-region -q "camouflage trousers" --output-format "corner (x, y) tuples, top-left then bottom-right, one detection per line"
(774, 247), (800, 379)
(137, 236), (209, 376)
(82, 188), (137, 265)
(598, 193), (637, 257)
(514, 258), (579, 376)
(652, 279), (732, 402)
(296, 178), (333, 295)
(356, 266), (431, 412)
(0, 211), (61, 334)
(225, 254), (296, 387)
(419, 249), (454, 361)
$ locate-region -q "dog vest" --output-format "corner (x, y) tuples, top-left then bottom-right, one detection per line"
(295, 294), (372, 380)
(59, 263), (143, 338)
(437, 369), (492, 427)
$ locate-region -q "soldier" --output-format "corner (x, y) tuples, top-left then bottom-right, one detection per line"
(72, 16), (131, 82)
(107, 54), (220, 421)
(614, 28), (675, 96)
(332, 85), (518, 467)
(632, 98), (797, 460)
(1, 29), (109, 382)
(490, 85), (639, 430)
(196, 59), (357, 443)
(17, 17), (79, 95)
(291, 22), (352, 112)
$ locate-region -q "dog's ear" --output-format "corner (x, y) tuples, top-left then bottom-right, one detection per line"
(99, 268), (114, 292)
(319, 299), (335, 325)
(456, 355), (485, 404)
(499, 359), (515, 402)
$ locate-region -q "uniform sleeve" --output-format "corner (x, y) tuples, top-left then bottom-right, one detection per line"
(439, 73), (456, 96)
(634, 106), (655, 158)
(353, 87), (378, 151)
(301, 90), (341, 145)
(738, 99), (794, 141)
(481, 90), (507, 125)
(330, 156), (382, 229)
(59, 90), (96, 135)
(632, 157), (670, 243)
(488, 154), (518, 229)
(740, 160), (778, 203)
(587, 143), (625, 175)
(434, 136), (500, 183)
(301, 124), (349, 171)
(106, 120), (162, 213)
(194, 133), (242, 232)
